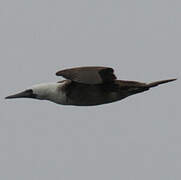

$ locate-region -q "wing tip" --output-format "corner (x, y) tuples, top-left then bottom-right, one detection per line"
(55, 70), (64, 76)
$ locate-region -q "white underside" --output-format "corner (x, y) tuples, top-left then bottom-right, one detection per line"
(30, 82), (68, 105)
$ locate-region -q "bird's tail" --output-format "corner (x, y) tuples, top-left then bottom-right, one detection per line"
(116, 78), (176, 96)
(146, 78), (177, 88)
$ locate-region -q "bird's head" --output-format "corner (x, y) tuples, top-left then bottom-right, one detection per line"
(5, 83), (59, 100)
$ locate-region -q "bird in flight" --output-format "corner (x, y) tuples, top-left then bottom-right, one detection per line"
(5, 66), (176, 106)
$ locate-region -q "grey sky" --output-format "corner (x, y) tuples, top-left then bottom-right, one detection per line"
(0, 0), (180, 179)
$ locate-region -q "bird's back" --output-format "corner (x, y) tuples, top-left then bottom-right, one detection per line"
(65, 80), (146, 106)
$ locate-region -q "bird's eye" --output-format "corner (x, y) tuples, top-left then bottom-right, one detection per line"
(25, 89), (37, 98)
(25, 89), (33, 93)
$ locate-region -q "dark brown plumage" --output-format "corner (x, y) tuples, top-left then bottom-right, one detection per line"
(56, 66), (116, 84)
(55, 66), (176, 106)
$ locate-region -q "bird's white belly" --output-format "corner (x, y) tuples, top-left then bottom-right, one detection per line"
(45, 88), (68, 105)
(50, 91), (68, 105)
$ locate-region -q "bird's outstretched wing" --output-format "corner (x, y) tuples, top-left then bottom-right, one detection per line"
(56, 66), (117, 85)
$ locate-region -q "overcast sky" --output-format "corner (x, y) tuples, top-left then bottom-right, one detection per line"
(0, 0), (180, 180)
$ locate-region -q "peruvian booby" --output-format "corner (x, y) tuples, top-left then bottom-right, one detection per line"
(5, 66), (176, 106)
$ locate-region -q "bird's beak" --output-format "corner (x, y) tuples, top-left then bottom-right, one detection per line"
(5, 89), (35, 99)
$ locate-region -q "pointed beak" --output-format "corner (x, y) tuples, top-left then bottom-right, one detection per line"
(5, 89), (35, 99)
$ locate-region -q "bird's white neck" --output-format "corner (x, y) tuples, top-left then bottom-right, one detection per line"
(30, 82), (68, 104)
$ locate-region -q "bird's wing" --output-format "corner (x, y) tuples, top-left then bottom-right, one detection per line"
(56, 66), (117, 85)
